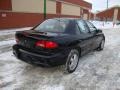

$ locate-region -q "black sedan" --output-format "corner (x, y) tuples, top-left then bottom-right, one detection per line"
(13, 18), (105, 73)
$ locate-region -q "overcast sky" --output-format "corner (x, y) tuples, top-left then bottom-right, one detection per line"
(84, 0), (120, 12)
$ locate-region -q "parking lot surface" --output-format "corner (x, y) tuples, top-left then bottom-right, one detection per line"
(0, 28), (120, 90)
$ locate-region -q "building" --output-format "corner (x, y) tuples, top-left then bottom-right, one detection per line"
(0, 0), (92, 29)
(95, 6), (120, 23)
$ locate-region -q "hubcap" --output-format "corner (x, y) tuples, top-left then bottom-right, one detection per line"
(69, 54), (79, 70)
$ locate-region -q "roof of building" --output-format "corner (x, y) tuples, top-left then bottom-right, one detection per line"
(57, 0), (92, 9)
(96, 5), (120, 14)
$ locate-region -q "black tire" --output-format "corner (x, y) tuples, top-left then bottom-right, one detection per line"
(65, 49), (79, 73)
(97, 39), (105, 51)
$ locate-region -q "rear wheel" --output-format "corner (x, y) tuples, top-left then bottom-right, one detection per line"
(97, 39), (105, 51)
(65, 49), (79, 73)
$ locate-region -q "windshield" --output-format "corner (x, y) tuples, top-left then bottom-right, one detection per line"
(34, 19), (69, 33)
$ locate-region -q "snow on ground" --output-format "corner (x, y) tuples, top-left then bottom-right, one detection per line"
(0, 40), (15, 47)
(0, 27), (32, 53)
(91, 21), (120, 29)
(0, 27), (32, 36)
(0, 27), (120, 90)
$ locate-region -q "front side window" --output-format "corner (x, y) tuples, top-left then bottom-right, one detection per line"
(77, 20), (89, 33)
(86, 21), (97, 32)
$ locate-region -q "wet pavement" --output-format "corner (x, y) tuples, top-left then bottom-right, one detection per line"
(0, 28), (120, 90)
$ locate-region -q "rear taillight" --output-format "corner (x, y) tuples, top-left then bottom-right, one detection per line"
(35, 40), (58, 49)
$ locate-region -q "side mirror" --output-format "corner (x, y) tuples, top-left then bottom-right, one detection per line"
(96, 29), (102, 33)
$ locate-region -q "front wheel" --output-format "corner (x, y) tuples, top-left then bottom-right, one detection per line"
(65, 49), (79, 73)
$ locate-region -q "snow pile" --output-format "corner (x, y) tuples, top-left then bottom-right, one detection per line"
(0, 27), (32, 47)
(0, 27), (32, 36)
(90, 21), (120, 29)
(0, 39), (15, 47)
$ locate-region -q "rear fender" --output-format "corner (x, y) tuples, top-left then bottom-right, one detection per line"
(68, 43), (82, 57)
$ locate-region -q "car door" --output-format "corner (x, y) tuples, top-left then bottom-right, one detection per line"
(85, 21), (102, 50)
(76, 20), (94, 55)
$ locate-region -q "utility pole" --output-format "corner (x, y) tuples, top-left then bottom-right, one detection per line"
(106, 0), (109, 22)
(107, 0), (108, 9)
(44, 0), (46, 20)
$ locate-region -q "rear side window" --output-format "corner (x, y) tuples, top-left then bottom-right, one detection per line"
(75, 24), (81, 35)
(77, 20), (89, 33)
(64, 20), (81, 35)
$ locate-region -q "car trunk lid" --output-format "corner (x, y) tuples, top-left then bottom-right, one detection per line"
(15, 30), (65, 54)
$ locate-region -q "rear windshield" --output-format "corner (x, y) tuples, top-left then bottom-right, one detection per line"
(34, 19), (69, 33)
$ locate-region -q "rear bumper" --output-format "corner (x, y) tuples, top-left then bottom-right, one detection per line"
(13, 44), (69, 67)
